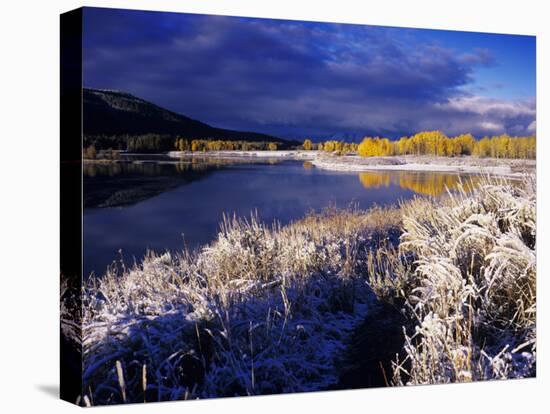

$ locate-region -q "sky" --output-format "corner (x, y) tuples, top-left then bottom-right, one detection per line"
(82, 7), (536, 140)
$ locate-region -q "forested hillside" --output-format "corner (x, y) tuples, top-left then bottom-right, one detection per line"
(83, 88), (295, 150)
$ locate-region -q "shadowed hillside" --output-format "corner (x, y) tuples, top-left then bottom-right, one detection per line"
(83, 88), (294, 145)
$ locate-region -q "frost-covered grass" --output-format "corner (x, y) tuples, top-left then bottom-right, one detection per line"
(367, 175), (536, 384)
(66, 175), (535, 405)
(78, 206), (401, 405)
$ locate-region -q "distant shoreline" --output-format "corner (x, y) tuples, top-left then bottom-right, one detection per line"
(167, 150), (316, 160)
(311, 155), (535, 177)
(167, 150), (535, 177)
(83, 151), (535, 177)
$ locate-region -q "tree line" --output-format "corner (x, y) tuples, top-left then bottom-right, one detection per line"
(83, 134), (283, 158)
(301, 139), (359, 153)
(83, 131), (536, 160)
(357, 131), (536, 159)
(174, 138), (279, 152)
(303, 131), (535, 159)
(84, 134), (175, 153)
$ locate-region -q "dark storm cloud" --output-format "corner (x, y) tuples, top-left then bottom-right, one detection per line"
(83, 8), (535, 139)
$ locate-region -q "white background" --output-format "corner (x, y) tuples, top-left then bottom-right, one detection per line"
(0, 0), (547, 412)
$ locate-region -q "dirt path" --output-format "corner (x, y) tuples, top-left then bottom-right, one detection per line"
(334, 299), (409, 389)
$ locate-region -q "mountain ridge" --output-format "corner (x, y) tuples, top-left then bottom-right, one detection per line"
(83, 88), (295, 145)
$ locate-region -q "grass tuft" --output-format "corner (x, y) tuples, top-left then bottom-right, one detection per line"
(367, 175), (536, 384)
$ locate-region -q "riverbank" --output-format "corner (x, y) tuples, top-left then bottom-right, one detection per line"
(167, 150), (535, 177)
(68, 175), (536, 405)
(168, 150), (316, 160)
(312, 154), (535, 176)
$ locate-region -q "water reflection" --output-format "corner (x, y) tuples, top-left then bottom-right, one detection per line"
(83, 157), (281, 208)
(83, 160), (222, 208)
(358, 171), (478, 196)
(83, 157), (247, 178)
(84, 159), (478, 277)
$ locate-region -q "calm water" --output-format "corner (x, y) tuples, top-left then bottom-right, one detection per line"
(83, 157), (471, 277)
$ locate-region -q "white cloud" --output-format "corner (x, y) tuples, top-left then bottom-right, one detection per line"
(441, 96), (535, 118)
(479, 121), (504, 131)
(429, 96), (536, 137)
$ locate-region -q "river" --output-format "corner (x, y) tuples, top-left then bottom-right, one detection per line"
(83, 156), (472, 277)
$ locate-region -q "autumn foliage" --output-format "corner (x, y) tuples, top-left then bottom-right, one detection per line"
(319, 140), (358, 154)
(354, 131), (535, 159)
(175, 138), (281, 152)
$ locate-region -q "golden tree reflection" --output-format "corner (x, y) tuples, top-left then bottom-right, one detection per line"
(358, 171), (478, 196)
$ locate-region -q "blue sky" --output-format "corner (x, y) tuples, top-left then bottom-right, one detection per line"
(83, 7), (536, 139)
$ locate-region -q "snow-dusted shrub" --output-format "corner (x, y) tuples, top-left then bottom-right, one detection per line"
(368, 175), (536, 385)
(78, 206), (401, 404)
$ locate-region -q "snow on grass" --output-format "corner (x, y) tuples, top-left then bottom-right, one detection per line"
(63, 174), (536, 405)
(168, 151), (534, 177)
(367, 174), (536, 384)
(76, 206), (401, 404)
(168, 150), (316, 160)
(312, 155), (533, 177)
